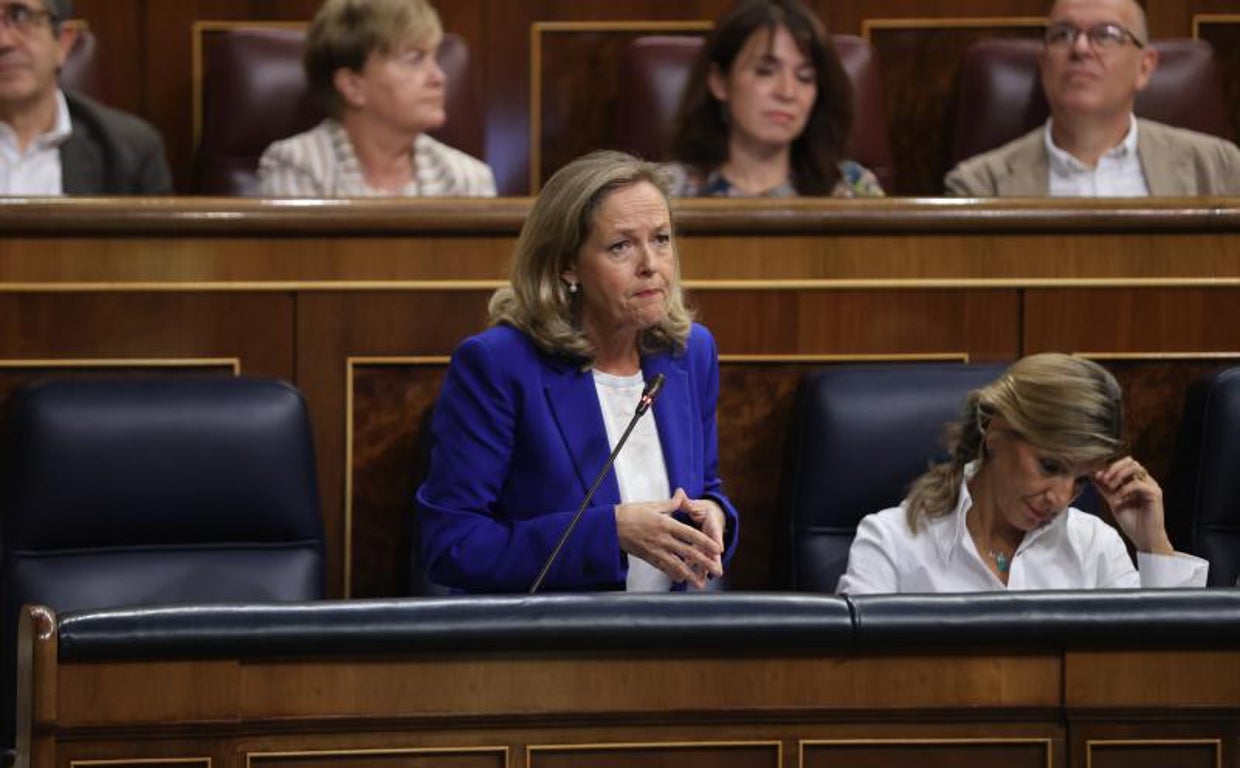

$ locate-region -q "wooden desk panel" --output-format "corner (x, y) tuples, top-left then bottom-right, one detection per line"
(1, 198), (1237, 595)
(23, 599), (1240, 768)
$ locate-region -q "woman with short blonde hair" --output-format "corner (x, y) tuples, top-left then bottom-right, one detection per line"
(258, 0), (495, 197)
(838, 353), (1207, 593)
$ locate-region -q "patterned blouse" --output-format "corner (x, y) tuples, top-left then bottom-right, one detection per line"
(257, 119), (496, 198)
(664, 159), (884, 198)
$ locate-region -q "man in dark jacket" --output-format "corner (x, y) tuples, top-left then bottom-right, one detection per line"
(0, 0), (172, 194)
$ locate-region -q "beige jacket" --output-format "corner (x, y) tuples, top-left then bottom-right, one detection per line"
(944, 118), (1240, 196)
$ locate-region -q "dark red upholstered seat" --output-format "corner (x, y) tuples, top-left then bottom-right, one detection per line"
(195, 28), (477, 195)
(947, 37), (1233, 169)
(613, 34), (896, 193)
(60, 26), (105, 101)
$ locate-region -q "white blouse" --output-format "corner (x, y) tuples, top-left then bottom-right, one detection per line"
(837, 463), (1208, 594)
(593, 369), (672, 592)
(257, 119), (496, 198)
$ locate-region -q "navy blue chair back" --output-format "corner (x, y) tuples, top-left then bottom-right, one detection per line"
(0, 377), (325, 747)
(1168, 367), (1240, 587)
(784, 362), (1006, 592)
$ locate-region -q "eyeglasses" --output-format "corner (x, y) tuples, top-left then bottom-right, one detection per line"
(0, 3), (56, 34)
(1044, 22), (1146, 50)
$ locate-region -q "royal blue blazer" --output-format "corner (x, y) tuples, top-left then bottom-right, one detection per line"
(416, 322), (739, 592)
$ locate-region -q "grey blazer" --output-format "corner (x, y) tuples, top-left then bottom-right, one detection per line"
(61, 90), (173, 195)
(944, 118), (1240, 197)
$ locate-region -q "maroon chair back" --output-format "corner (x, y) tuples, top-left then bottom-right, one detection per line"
(195, 28), (477, 195)
(947, 37), (1233, 169)
(613, 34), (895, 192)
(60, 26), (106, 102)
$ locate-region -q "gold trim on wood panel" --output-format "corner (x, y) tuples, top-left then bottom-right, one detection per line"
(191, 20), (308, 152)
(0, 358), (241, 374)
(528, 740), (781, 764)
(71, 760), (210, 768)
(684, 278), (1240, 290)
(8, 278), (1240, 293)
(1085, 738), (1222, 768)
(247, 745), (508, 767)
(1192, 14), (1240, 39)
(800, 738), (1053, 768)
(0, 281), (507, 293)
(720, 353), (969, 363)
(344, 355), (450, 598)
(860, 16), (1047, 41)
(528, 20), (712, 193)
(1075, 352), (1240, 361)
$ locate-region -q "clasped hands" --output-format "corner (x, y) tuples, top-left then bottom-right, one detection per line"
(615, 488), (725, 589)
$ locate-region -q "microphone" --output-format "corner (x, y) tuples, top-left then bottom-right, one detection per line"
(529, 373), (666, 594)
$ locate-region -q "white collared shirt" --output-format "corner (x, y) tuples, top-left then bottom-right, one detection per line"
(1045, 114), (1150, 197)
(0, 89), (72, 196)
(592, 369), (673, 592)
(836, 462), (1208, 594)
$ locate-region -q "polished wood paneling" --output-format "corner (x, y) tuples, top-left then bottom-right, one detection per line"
(1070, 722), (1235, 768)
(298, 291), (490, 596)
(1024, 289), (1240, 353)
(249, 748), (507, 768)
(1065, 649), (1240, 708)
(3, 199), (1239, 596)
(801, 739), (1052, 768)
(54, 651), (1063, 723)
(351, 362), (448, 597)
(528, 743), (778, 768)
(0, 293), (292, 378)
(867, 22), (1044, 194)
(59, 2), (1240, 194)
(1197, 17), (1240, 143)
(1085, 741), (1220, 768)
(72, 0), (144, 112)
(532, 23), (709, 189)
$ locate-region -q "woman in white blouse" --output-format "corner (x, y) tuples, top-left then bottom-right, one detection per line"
(838, 353), (1208, 593)
(257, 0), (495, 198)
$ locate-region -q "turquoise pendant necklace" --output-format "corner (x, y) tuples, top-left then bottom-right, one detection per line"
(990, 550), (1011, 573)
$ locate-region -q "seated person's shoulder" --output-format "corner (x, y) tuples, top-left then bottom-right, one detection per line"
(256, 122), (333, 197)
(661, 161), (705, 197)
(1139, 119), (1240, 194)
(416, 134), (497, 197)
(943, 127), (1043, 196)
(453, 324), (544, 374)
(1142, 119), (1240, 160)
(64, 90), (163, 148)
(63, 90), (172, 194)
(835, 159), (884, 197)
(856, 503), (916, 541)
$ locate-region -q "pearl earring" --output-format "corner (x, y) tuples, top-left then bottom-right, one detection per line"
(567, 281), (579, 295)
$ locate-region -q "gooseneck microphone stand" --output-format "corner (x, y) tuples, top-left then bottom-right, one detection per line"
(528, 373), (666, 594)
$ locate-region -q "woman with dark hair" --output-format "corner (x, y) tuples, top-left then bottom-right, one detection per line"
(416, 150), (738, 593)
(837, 353), (1207, 593)
(666, 0), (881, 197)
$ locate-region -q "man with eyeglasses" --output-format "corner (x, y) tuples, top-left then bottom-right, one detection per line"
(0, 0), (171, 195)
(945, 0), (1240, 197)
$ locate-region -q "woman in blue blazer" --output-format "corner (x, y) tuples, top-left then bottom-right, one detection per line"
(416, 151), (739, 592)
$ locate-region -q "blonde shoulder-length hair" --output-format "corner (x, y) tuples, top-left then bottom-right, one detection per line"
(488, 150), (693, 360)
(904, 353), (1126, 532)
